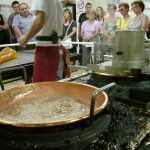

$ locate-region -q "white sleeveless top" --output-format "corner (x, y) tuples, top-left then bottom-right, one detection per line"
(128, 14), (145, 30)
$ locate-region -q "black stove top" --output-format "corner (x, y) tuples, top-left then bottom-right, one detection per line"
(65, 72), (150, 150)
(83, 102), (150, 150)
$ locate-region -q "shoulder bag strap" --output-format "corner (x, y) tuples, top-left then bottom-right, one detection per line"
(65, 20), (73, 36)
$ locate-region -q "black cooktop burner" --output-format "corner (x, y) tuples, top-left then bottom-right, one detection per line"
(68, 72), (150, 150)
(83, 102), (150, 150)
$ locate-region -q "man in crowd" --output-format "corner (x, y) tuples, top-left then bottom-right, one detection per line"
(19, 0), (64, 82)
(7, 1), (20, 43)
(78, 3), (92, 64)
(12, 3), (35, 42)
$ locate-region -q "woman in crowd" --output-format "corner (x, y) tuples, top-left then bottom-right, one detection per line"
(103, 3), (120, 54)
(116, 2), (132, 30)
(0, 14), (12, 50)
(80, 9), (100, 66)
(128, 0), (149, 32)
(61, 8), (77, 53)
(96, 6), (106, 62)
(96, 6), (105, 43)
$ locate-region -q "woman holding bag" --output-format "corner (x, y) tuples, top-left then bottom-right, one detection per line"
(61, 8), (77, 53)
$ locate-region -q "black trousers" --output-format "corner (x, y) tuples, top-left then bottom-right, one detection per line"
(78, 37), (83, 65)
(0, 30), (10, 51)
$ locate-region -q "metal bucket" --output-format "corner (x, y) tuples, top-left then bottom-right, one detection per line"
(112, 30), (145, 70)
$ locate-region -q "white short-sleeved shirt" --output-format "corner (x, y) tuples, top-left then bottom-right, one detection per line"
(31, 0), (63, 46)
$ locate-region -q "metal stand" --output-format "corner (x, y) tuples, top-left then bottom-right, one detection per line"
(0, 66), (27, 91)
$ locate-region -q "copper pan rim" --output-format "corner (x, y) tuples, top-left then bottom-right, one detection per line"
(0, 82), (108, 128)
(94, 71), (142, 78)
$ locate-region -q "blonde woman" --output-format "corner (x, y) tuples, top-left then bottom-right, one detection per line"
(103, 3), (120, 54)
(80, 10), (100, 66)
(96, 6), (105, 35)
(61, 8), (77, 53)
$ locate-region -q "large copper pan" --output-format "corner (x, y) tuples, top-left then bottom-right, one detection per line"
(0, 82), (116, 132)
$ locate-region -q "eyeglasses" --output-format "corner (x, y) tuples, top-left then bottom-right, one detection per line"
(131, 5), (138, 9)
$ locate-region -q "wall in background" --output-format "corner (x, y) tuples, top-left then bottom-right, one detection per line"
(87, 0), (150, 18)
(0, 0), (150, 21)
(0, 0), (31, 19)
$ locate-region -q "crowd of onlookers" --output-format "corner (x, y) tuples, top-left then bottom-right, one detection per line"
(82, 1), (149, 65)
(0, 1), (35, 50)
(61, 1), (150, 65)
(0, 0), (150, 65)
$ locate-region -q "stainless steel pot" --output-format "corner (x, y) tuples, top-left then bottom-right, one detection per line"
(112, 30), (145, 70)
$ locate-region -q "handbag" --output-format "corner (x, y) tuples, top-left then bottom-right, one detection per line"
(85, 43), (93, 47)
(62, 21), (73, 49)
(62, 38), (73, 49)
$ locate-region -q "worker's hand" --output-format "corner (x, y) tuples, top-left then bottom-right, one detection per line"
(19, 36), (28, 47)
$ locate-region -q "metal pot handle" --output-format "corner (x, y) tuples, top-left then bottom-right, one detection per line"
(89, 82), (117, 124)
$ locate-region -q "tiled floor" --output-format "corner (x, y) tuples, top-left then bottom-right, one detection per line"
(0, 78), (25, 91)
(0, 69), (86, 91)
